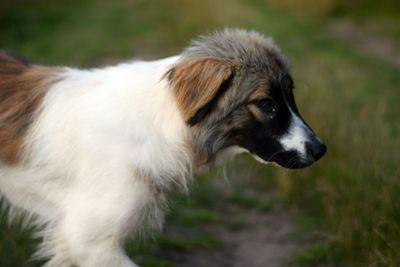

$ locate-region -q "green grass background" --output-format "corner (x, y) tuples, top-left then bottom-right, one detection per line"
(0, 0), (400, 266)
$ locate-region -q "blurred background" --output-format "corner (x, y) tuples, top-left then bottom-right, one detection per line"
(0, 0), (399, 266)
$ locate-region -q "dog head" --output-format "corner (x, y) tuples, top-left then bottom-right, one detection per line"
(167, 29), (326, 169)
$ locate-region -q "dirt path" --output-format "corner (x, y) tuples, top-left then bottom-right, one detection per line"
(329, 19), (400, 67)
(178, 209), (301, 267)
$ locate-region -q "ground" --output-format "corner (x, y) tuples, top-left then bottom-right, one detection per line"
(177, 209), (299, 267)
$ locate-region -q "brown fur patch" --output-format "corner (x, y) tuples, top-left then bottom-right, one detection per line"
(168, 58), (235, 125)
(247, 104), (266, 121)
(248, 86), (268, 102)
(0, 50), (62, 164)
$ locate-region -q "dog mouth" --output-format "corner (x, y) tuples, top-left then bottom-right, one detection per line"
(269, 151), (314, 169)
(255, 144), (327, 170)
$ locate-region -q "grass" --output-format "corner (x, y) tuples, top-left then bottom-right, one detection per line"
(1, 0), (400, 266)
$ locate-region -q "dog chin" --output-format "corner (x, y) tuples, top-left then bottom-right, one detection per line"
(253, 151), (315, 170)
(275, 158), (314, 169)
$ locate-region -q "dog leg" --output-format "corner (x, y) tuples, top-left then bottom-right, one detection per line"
(43, 174), (159, 267)
(44, 238), (139, 267)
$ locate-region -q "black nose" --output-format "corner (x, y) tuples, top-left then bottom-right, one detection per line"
(305, 141), (327, 161)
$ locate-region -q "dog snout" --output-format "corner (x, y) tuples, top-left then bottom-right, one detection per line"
(305, 140), (326, 162)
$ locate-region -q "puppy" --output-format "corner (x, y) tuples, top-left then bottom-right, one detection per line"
(0, 29), (326, 267)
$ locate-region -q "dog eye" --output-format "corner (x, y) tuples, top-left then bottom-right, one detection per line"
(256, 98), (277, 114)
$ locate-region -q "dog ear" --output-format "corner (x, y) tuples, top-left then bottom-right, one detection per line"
(168, 58), (235, 125)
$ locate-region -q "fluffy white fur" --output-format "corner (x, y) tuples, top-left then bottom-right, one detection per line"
(0, 55), (316, 267)
(0, 56), (194, 267)
(0, 29), (326, 267)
